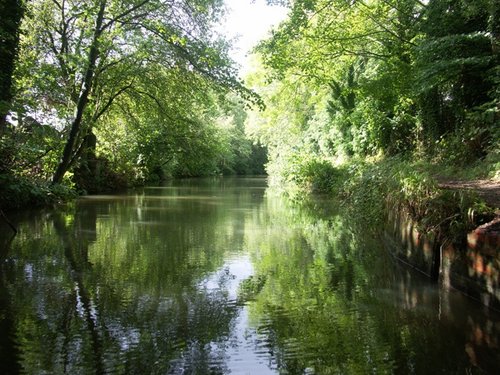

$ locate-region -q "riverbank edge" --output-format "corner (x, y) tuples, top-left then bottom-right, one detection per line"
(279, 155), (499, 310)
(0, 173), (78, 211)
(384, 208), (499, 311)
(377, 164), (499, 311)
(366, 163), (498, 310)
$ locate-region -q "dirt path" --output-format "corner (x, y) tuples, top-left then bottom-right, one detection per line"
(437, 178), (500, 209)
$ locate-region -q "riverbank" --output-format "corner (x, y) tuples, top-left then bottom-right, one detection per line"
(283, 154), (498, 226)
(0, 173), (77, 211)
(280, 153), (499, 309)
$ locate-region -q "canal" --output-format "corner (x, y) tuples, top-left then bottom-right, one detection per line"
(0, 177), (498, 374)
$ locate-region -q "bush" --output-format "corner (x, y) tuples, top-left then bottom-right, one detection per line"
(298, 159), (347, 193)
(0, 174), (76, 210)
(332, 157), (493, 242)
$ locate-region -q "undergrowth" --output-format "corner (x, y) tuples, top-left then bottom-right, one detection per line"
(283, 154), (497, 243)
(0, 174), (77, 211)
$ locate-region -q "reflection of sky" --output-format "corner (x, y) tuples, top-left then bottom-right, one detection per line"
(199, 255), (277, 374)
(199, 254), (253, 299)
(226, 308), (276, 375)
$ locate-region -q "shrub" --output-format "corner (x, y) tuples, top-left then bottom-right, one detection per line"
(0, 174), (76, 210)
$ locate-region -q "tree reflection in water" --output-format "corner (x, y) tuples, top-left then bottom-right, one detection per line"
(0, 225), (21, 375)
(0, 178), (499, 374)
(239, 195), (500, 374)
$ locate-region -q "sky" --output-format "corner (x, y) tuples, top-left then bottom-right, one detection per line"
(219, 0), (288, 75)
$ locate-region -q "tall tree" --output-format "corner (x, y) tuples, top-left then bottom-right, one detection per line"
(253, 0), (425, 161)
(0, 0), (24, 133)
(16, 0), (253, 184)
(416, 0), (496, 148)
(251, 0), (497, 173)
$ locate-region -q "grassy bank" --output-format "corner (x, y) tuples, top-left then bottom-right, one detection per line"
(279, 152), (499, 244)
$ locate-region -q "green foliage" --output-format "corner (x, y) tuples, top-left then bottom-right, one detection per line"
(93, 82), (265, 184)
(251, 123), (496, 241)
(10, 0), (262, 188)
(249, 0), (499, 178)
(243, 0), (499, 241)
(11, 118), (61, 178)
(290, 158), (346, 194)
(1, 0), (267, 207)
(3, 0), (499, 210)
(0, 0), (24, 127)
(0, 173), (76, 210)
(312, 157), (493, 243)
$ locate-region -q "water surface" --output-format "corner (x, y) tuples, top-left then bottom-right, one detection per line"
(0, 177), (499, 374)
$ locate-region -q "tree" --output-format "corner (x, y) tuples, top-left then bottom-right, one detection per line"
(0, 0), (24, 133)
(249, 0), (425, 176)
(249, 0), (498, 188)
(16, 0), (255, 184)
(415, 0), (497, 155)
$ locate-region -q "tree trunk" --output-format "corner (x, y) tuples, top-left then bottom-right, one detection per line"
(490, 0), (500, 55)
(0, 0), (24, 134)
(52, 0), (107, 184)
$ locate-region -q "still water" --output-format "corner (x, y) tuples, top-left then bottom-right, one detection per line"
(0, 177), (499, 374)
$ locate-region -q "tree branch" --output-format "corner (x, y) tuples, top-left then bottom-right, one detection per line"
(92, 83), (133, 122)
(357, 0), (417, 47)
(131, 88), (166, 111)
(101, 0), (151, 31)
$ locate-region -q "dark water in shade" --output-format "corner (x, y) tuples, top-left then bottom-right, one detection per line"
(0, 177), (499, 374)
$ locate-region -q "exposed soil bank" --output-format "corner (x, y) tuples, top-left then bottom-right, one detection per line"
(437, 178), (500, 208)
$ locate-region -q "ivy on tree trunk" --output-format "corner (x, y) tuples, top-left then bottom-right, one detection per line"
(0, 0), (24, 133)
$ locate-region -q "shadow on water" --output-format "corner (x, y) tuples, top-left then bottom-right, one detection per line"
(0, 222), (21, 375)
(0, 177), (499, 374)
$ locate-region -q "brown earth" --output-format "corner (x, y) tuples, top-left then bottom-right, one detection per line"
(437, 178), (500, 209)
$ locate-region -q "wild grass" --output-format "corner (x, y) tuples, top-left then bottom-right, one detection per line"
(284, 153), (497, 243)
